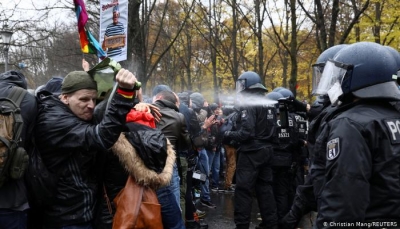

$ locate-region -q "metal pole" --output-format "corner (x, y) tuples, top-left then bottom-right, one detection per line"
(4, 47), (8, 72)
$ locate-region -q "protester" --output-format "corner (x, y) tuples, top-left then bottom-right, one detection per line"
(0, 70), (37, 229)
(220, 106), (240, 193)
(94, 85), (170, 229)
(178, 91), (209, 229)
(206, 103), (223, 192)
(153, 89), (191, 229)
(190, 92), (217, 209)
(33, 69), (138, 229)
(41, 77), (64, 96)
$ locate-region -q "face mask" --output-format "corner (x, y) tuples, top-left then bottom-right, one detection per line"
(327, 81), (343, 105)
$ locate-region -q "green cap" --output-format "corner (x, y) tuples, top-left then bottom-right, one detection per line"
(61, 71), (97, 94)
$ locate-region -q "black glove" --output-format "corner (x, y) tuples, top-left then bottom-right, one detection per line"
(280, 192), (310, 229)
(280, 210), (300, 229)
(291, 97), (307, 112)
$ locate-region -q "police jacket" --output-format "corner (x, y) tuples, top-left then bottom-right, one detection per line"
(281, 105), (337, 228)
(34, 92), (134, 227)
(225, 95), (277, 152)
(0, 71), (37, 210)
(271, 113), (301, 167)
(316, 100), (400, 227)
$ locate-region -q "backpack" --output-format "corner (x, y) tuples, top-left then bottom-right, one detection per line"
(0, 87), (29, 187)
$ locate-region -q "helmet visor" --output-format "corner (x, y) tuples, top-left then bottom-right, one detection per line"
(311, 63), (325, 95)
(314, 60), (351, 95)
(236, 79), (246, 94)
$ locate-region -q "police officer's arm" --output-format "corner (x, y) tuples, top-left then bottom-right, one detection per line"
(281, 178), (316, 229)
(316, 117), (371, 227)
(225, 108), (254, 142)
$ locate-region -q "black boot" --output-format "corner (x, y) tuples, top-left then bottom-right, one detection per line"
(186, 220), (201, 229)
(235, 223), (250, 229)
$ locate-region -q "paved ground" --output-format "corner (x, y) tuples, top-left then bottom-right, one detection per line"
(195, 191), (316, 229)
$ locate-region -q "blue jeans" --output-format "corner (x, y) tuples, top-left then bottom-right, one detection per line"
(156, 165), (185, 229)
(0, 209), (27, 229)
(171, 164), (181, 211)
(197, 148), (210, 202)
(207, 149), (221, 188)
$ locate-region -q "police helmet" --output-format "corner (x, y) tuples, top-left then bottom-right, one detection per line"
(384, 46), (400, 84)
(384, 46), (400, 69)
(312, 44), (348, 95)
(276, 88), (294, 98)
(266, 91), (284, 101)
(236, 71), (267, 93)
(317, 42), (400, 100)
(266, 91), (284, 111)
(272, 87), (285, 92)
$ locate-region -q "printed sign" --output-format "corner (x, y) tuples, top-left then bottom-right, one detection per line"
(99, 0), (128, 62)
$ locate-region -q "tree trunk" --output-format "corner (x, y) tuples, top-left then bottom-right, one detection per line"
(289, 0), (298, 97)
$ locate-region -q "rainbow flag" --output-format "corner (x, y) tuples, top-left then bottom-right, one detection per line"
(74, 0), (106, 59)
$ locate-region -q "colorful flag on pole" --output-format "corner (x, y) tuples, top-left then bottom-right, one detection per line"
(74, 0), (106, 59)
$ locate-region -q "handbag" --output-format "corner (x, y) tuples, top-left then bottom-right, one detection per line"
(112, 176), (163, 229)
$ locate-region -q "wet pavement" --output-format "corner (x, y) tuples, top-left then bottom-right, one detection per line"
(195, 191), (251, 229)
(195, 191), (315, 229)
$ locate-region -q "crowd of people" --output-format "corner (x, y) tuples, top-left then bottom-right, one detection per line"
(0, 41), (400, 229)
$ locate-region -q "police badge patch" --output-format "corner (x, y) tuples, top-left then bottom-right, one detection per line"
(241, 110), (247, 118)
(326, 138), (340, 160)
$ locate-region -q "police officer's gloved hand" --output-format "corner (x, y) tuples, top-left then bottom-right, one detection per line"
(280, 196), (308, 229)
(288, 96), (308, 113)
(280, 210), (299, 229)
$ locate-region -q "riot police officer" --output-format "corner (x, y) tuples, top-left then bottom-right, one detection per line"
(280, 44), (348, 228)
(266, 91), (305, 224)
(273, 88), (309, 186)
(314, 42), (400, 226)
(223, 71), (278, 229)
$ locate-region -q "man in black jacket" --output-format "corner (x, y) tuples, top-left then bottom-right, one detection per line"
(223, 71), (278, 229)
(153, 89), (191, 229)
(0, 71), (37, 229)
(34, 69), (138, 229)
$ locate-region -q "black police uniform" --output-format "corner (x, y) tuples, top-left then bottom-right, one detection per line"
(280, 100), (337, 228)
(225, 100), (278, 229)
(315, 100), (400, 227)
(292, 113), (308, 186)
(271, 113), (300, 220)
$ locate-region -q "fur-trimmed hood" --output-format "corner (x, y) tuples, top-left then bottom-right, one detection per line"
(111, 133), (176, 190)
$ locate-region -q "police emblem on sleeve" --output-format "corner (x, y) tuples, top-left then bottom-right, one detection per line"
(326, 138), (340, 160)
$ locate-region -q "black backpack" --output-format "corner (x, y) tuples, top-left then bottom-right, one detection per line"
(0, 87), (29, 187)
